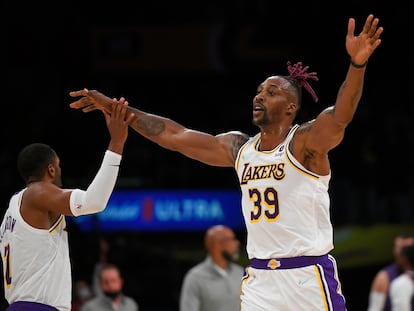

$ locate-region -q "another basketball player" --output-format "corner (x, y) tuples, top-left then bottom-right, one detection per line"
(0, 100), (135, 311)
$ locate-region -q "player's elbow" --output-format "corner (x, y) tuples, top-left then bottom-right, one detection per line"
(83, 196), (107, 213)
(70, 189), (109, 216)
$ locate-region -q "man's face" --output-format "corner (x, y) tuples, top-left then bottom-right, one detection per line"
(252, 76), (295, 127)
(394, 236), (414, 261)
(100, 268), (123, 293)
(221, 230), (241, 261)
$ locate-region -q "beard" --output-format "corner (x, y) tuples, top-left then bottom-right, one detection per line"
(103, 290), (122, 300)
(252, 114), (270, 127)
(222, 250), (240, 262)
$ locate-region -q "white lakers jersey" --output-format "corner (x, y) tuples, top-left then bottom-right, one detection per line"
(235, 125), (334, 259)
(0, 189), (72, 311)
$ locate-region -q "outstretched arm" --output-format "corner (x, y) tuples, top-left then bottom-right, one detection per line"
(69, 90), (249, 167)
(305, 14), (383, 154)
(22, 101), (134, 229)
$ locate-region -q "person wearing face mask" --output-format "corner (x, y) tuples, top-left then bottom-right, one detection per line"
(179, 225), (244, 311)
(80, 264), (138, 311)
(72, 280), (94, 311)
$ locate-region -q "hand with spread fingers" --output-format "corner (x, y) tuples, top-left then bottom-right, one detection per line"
(347, 14), (383, 68)
(69, 88), (119, 114)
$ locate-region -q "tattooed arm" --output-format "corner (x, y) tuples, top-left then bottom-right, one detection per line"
(127, 105), (249, 167)
(69, 89), (249, 167)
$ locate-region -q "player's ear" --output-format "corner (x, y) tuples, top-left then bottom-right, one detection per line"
(286, 101), (297, 114)
(47, 163), (55, 177)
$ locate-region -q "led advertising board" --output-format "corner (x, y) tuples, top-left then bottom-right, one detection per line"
(70, 189), (244, 232)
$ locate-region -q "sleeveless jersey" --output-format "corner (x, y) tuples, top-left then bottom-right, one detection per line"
(235, 125), (334, 259)
(383, 262), (400, 311)
(390, 270), (414, 310)
(0, 189), (72, 311)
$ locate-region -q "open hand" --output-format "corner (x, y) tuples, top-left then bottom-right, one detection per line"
(69, 88), (120, 114)
(346, 14), (383, 67)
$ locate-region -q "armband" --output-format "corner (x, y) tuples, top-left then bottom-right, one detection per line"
(70, 150), (121, 216)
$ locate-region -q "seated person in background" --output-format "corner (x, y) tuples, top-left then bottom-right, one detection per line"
(179, 224), (244, 311)
(72, 280), (94, 311)
(389, 245), (414, 311)
(367, 233), (414, 311)
(80, 263), (139, 311)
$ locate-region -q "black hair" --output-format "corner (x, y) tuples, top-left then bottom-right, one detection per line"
(282, 76), (303, 110)
(17, 143), (57, 184)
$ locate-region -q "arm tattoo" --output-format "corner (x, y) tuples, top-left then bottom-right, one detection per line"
(230, 134), (249, 160)
(135, 117), (166, 136)
(289, 122), (312, 154)
(296, 121), (313, 134)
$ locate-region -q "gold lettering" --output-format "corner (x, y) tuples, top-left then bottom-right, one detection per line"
(240, 162), (286, 185)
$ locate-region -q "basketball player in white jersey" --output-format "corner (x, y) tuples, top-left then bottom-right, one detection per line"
(69, 14), (382, 310)
(0, 101), (135, 311)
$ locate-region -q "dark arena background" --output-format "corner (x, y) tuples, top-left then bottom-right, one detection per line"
(2, 1), (413, 310)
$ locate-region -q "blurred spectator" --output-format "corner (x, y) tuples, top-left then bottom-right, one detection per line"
(80, 263), (139, 311)
(72, 279), (94, 311)
(92, 237), (111, 297)
(179, 224), (244, 311)
(389, 244), (414, 310)
(367, 233), (414, 311)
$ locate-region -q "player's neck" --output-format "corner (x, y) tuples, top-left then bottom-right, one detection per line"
(259, 125), (292, 151)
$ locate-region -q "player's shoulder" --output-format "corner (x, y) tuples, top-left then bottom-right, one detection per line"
(218, 130), (251, 156)
(295, 119), (315, 135)
(218, 130), (250, 141)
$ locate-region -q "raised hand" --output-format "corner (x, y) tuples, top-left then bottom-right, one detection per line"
(104, 99), (135, 154)
(346, 14), (383, 67)
(69, 88), (119, 114)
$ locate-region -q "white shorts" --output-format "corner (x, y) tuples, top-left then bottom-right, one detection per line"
(241, 255), (346, 311)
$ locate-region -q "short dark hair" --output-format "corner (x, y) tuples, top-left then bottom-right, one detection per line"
(17, 143), (56, 184)
(282, 76), (303, 109)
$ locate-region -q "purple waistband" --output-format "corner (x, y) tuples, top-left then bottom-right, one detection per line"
(7, 301), (58, 311)
(250, 254), (328, 270)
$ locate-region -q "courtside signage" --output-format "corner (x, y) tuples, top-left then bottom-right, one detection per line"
(70, 189), (244, 231)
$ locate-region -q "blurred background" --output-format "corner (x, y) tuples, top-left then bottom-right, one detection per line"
(2, 0), (413, 310)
